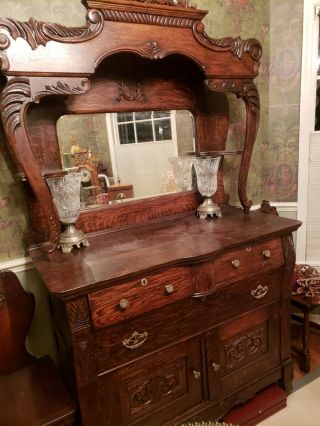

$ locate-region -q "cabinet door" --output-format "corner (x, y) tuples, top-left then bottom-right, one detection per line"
(206, 305), (280, 400)
(99, 336), (203, 426)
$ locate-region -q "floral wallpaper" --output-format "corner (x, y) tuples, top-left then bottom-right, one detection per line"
(0, 0), (303, 261)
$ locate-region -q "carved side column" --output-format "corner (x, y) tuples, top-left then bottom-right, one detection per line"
(206, 79), (260, 214)
(65, 297), (102, 426)
(281, 233), (296, 393)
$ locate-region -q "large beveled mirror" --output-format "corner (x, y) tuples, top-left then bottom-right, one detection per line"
(57, 110), (195, 209)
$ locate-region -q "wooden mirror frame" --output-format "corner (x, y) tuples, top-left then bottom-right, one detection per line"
(0, 0), (261, 252)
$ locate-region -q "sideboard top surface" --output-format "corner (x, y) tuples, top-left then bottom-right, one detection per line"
(29, 206), (301, 298)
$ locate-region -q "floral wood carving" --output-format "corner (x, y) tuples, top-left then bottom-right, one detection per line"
(193, 21), (262, 61)
(224, 325), (266, 371)
(140, 41), (169, 59)
(131, 0), (196, 7)
(0, 9), (104, 51)
(101, 9), (194, 28)
(116, 80), (145, 102)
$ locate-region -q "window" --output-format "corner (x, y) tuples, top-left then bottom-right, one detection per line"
(116, 111), (172, 145)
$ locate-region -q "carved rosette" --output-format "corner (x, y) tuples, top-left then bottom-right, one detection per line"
(192, 21), (262, 61)
(0, 9), (104, 51)
(206, 78), (260, 213)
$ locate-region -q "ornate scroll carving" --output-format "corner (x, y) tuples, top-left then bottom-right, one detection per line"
(224, 325), (266, 371)
(0, 9), (104, 50)
(193, 21), (262, 61)
(156, 368), (180, 396)
(140, 41), (168, 59)
(131, 379), (153, 408)
(0, 33), (10, 71)
(206, 78), (260, 213)
(116, 80), (145, 102)
(260, 200), (278, 216)
(101, 9), (194, 27)
(1, 77), (31, 137)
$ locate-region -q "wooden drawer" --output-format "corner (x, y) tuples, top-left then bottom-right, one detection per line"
(89, 266), (193, 329)
(213, 238), (284, 284)
(94, 268), (284, 373)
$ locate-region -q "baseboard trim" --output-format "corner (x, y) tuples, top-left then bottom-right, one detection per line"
(0, 257), (34, 273)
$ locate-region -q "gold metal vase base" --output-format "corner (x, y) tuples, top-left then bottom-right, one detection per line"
(197, 197), (222, 220)
(59, 224), (89, 254)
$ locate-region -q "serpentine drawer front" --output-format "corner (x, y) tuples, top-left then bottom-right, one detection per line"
(88, 266), (193, 329)
(213, 238), (284, 284)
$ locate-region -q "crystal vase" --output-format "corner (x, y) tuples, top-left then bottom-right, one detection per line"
(193, 156), (221, 219)
(168, 156), (194, 192)
(47, 172), (89, 253)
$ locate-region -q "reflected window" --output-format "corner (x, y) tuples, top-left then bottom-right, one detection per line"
(116, 111), (172, 144)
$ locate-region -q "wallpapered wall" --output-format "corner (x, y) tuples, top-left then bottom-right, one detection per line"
(0, 0), (303, 262)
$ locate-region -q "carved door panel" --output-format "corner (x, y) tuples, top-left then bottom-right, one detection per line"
(206, 304), (280, 400)
(99, 336), (203, 426)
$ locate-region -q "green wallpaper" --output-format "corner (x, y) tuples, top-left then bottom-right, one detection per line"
(0, 0), (303, 261)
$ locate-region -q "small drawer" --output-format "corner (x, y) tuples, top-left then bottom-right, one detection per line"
(89, 266), (192, 330)
(213, 238), (284, 284)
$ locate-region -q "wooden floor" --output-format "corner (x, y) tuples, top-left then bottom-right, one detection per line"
(292, 325), (320, 381)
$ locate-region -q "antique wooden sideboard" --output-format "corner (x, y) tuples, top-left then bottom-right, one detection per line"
(0, 1), (301, 425)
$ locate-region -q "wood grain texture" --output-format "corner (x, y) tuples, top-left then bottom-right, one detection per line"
(89, 266), (193, 328)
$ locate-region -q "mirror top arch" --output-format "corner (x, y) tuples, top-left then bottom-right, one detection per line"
(0, 0), (261, 78)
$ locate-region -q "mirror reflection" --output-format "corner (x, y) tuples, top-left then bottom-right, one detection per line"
(57, 110), (195, 209)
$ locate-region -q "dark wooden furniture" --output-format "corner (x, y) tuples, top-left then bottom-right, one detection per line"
(0, 270), (76, 426)
(0, 1), (301, 425)
(292, 294), (320, 373)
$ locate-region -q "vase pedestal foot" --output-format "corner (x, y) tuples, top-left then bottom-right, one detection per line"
(59, 224), (89, 253)
(197, 198), (221, 220)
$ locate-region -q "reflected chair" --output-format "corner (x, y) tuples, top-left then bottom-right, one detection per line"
(0, 270), (77, 426)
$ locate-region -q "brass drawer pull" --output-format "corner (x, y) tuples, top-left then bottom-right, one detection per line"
(165, 284), (174, 294)
(122, 331), (148, 350)
(251, 285), (269, 300)
(193, 370), (201, 379)
(212, 363), (220, 372)
(140, 278), (148, 287)
(232, 259), (240, 268)
(263, 250), (271, 258)
(119, 299), (130, 310)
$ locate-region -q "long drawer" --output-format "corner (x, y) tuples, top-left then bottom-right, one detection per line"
(94, 267), (284, 373)
(89, 266), (193, 329)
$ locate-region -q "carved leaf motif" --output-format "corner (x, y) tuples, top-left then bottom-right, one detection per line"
(140, 41), (168, 59)
(44, 79), (91, 96)
(0, 77), (31, 136)
(67, 298), (91, 333)
(193, 21), (262, 61)
(0, 10), (104, 50)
